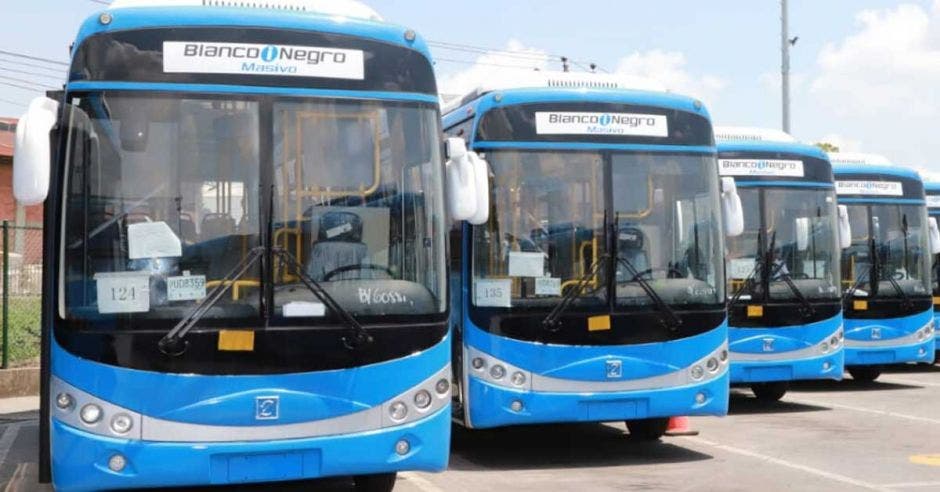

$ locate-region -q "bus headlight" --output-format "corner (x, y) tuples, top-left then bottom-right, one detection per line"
(435, 378), (450, 395)
(719, 350), (729, 363)
(389, 401), (408, 421)
(830, 336), (839, 347)
(820, 342), (830, 354)
(471, 358), (485, 370)
(490, 365), (506, 380)
(690, 365), (705, 381)
(706, 358), (719, 373)
(55, 393), (74, 411)
(110, 414), (133, 434)
(413, 390), (432, 410)
(80, 404), (102, 425)
(511, 371), (526, 386)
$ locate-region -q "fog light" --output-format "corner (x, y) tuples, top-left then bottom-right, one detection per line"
(823, 361), (832, 371)
(510, 400), (524, 412)
(719, 349), (729, 362)
(490, 364), (506, 380)
(413, 390), (432, 410)
(395, 439), (410, 455)
(820, 342), (830, 354)
(706, 357), (719, 373)
(837, 330), (844, 341)
(389, 401), (408, 421)
(80, 404), (102, 425)
(919, 347), (927, 357)
(695, 392), (707, 404)
(471, 358), (485, 370)
(107, 454), (126, 472)
(511, 371), (526, 386)
(690, 365), (704, 381)
(110, 414), (133, 434)
(435, 378), (450, 395)
(55, 393), (74, 411)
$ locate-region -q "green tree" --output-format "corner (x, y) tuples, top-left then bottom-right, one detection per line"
(815, 142), (840, 153)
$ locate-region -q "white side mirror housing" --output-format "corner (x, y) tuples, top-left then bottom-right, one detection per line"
(837, 205), (852, 249)
(929, 217), (940, 255)
(444, 137), (478, 221)
(795, 217), (810, 252)
(13, 96), (59, 206)
(467, 151), (490, 225)
(720, 177), (744, 237)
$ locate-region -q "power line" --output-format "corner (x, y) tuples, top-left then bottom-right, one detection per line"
(0, 49), (68, 67)
(428, 39), (606, 72)
(0, 74), (58, 90)
(0, 97), (27, 108)
(0, 56), (65, 75)
(0, 66), (64, 81)
(434, 57), (544, 71)
(88, 0), (111, 5)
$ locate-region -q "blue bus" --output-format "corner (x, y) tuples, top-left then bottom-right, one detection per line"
(832, 155), (937, 381)
(442, 73), (742, 438)
(12, 1), (489, 490)
(925, 181), (940, 360)
(717, 128), (846, 401)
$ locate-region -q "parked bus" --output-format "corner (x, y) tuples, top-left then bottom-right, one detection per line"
(832, 155), (937, 381)
(925, 181), (940, 360)
(717, 128), (846, 401)
(12, 1), (489, 490)
(442, 73), (743, 438)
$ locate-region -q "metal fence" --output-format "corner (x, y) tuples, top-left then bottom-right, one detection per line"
(1, 221), (43, 368)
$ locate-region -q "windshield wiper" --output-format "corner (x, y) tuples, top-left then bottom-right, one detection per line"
(770, 262), (816, 318)
(616, 255), (683, 331)
(882, 268), (914, 309)
(541, 253), (608, 332)
(158, 246), (265, 356)
(728, 262), (761, 309)
(842, 264), (871, 303)
(272, 248), (374, 350)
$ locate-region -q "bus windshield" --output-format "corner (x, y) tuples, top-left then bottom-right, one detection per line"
(471, 150), (723, 309)
(842, 203), (931, 298)
(727, 187), (841, 302)
(61, 92), (446, 325)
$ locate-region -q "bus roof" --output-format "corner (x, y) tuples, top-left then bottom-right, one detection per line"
(108, 0), (382, 20)
(442, 86), (708, 129)
(715, 126), (827, 160)
(827, 152), (894, 167)
(924, 181), (940, 193)
(714, 126), (796, 144)
(443, 71), (668, 115)
(832, 163), (921, 181)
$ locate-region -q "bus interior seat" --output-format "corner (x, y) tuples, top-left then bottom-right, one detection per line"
(617, 225), (649, 279)
(307, 211), (368, 281)
(201, 213), (236, 240)
(178, 215), (197, 244)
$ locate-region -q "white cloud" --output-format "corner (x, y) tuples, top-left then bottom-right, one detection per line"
(613, 50), (727, 106)
(435, 40), (550, 99)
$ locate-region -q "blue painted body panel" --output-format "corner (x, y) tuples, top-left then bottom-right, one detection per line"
(843, 309), (936, 365)
(51, 405), (450, 492)
(729, 314), (844, 383)
(832, 163), (916, 179)
(717, 141), (829, 160)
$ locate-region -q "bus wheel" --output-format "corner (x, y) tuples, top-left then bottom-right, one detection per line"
(353, 472), (397, 492)
(626, 417), (670, 441)
(751, 382), (789, 402)
(848, 366), (882, 382)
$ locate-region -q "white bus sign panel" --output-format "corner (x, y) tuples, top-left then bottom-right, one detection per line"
(163, 41), (365, 80)
(719, 159), (804, 178)
(535, 112), (668, 137)
(835, 180), (904, 196)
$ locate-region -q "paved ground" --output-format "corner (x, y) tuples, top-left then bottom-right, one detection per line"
(2, 365), (938, 491)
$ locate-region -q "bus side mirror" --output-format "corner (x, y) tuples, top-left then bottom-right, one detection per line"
(13, 96), (59, 206)
(467, 151), (490, 225)
(838, 205), (852, 249)
(444, 137), (478, 221)
(929, 217), (940, 255)
(795, 217), (810, 251)
(720, 177), (744, 237)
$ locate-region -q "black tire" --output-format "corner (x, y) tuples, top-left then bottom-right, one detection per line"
(751, 381), (789, 402)
(848, 366), (882, 382)
(626, 417), (670, 441)
(354, 473), (397, 492)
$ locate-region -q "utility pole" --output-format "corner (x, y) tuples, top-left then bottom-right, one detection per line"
(781, 0), (791, 133)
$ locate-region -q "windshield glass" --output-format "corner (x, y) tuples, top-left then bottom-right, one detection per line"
(841, 203), (931, 297)
(470, 150), (723, 309)
(726, 187), (840, 302)
(61, 92), (446, 325)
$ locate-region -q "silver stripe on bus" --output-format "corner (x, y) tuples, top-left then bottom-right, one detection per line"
(464, 343), (729, 393)
(844, 320), (934, 348)
(51, 364), (450, 443)
(731, 326), (843, 362)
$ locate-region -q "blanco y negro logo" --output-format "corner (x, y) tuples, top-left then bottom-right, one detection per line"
(163, 41), (365, 80)
(535, 111), (668, 137)
(835, 180), (904, 197)
(719, 159), (805, 178)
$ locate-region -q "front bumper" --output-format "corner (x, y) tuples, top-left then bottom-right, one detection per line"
(51, 405), (450, 492)
(730, 349), (844, 383)
(844, 340), (936, 366)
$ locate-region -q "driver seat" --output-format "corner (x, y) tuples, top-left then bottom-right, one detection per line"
(617, 225), (650, 281)
(307, 211), (369, 281)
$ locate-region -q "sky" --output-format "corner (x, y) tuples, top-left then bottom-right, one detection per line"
(1, 0), (939, 176)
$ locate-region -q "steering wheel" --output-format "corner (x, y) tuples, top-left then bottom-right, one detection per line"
(629, 267), (684, 282)
(323, 263), (396, 281)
